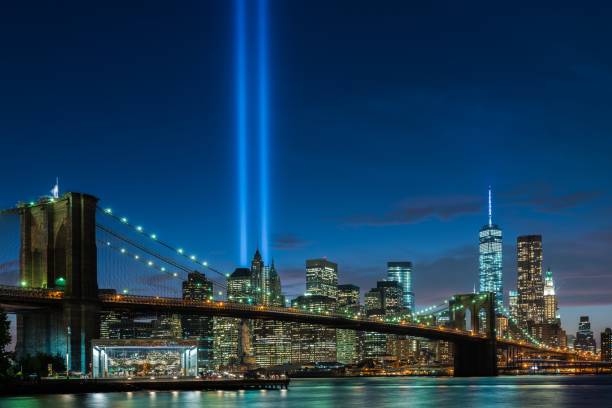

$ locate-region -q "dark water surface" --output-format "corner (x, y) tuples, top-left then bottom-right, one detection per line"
(1, 376), (611, 407)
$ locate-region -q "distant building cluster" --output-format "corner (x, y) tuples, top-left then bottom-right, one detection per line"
(96, 187), (609, 374)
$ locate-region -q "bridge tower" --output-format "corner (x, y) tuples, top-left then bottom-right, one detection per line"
(449, 292), (497, 376)
(16, 192), (99, 374)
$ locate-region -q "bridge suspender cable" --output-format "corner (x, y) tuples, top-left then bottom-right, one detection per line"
(95, 223), (228, 289)
(96, 206), (227, 278)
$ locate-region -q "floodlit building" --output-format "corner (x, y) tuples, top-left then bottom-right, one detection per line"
(181, 271), (214, 369)
(305, 258), (338, 299)
(602, 328), (612, 362)
(387, 262), (415, 313)
(516, 235), (544, 328)
(291, 295), (337, 363)
(574, 316), (597, 353)
(479, 187), (503, 310)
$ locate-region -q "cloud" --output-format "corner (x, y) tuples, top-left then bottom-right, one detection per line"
(347, 195), (482, 226)
(501, 183), (602, 213)
(272, 234), (311, 250)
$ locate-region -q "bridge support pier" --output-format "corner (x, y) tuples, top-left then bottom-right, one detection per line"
(453, 340), (497, 377)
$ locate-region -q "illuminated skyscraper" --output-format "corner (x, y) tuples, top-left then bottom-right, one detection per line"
(387, 262), (414, 313)
(214, 267), (252, 368)
(516, 235), (544, 327)
(543, 268), (559, 324)
(508, 290), (518, 322)
(574, 316), (596, 353)
(306, 258), (338, 299)
(291, 295), (337, 363)
(479, 187), (503, 310)
(181, 272), (214, 369)
(254, 261), (291, 367)
(336, 284), (361, 364)
(602, 328), (612, 362)
(251, 249), (265, 304)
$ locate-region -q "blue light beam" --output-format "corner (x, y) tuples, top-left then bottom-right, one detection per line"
(258, 0), (269, 262)
(236, 0), (248, 265)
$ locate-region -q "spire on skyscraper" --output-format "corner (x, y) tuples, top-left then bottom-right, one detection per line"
(488, 185), (492, 227)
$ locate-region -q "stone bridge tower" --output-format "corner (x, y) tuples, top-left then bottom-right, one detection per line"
(16, 192), (99, 373)
(449, 292), (497, 376)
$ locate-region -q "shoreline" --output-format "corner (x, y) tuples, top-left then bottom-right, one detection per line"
(0, 378), (289, 396)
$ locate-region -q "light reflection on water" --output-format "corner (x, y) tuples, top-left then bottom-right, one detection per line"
(0, 376), (611, 408)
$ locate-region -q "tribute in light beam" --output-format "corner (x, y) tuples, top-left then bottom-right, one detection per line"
(258, 0), (269, 262)
(236, 0), (248, 265)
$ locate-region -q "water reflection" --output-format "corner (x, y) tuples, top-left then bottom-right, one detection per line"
(1, 376), (611, 408)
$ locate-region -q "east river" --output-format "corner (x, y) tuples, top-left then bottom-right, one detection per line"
(1, 376), (611, 407)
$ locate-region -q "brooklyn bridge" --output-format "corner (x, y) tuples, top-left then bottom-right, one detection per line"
(0, 192), (593, 377)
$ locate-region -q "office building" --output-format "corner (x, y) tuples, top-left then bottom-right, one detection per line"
(574, 316), (597, 353)
(305, 258), (338, 299)
(291, 295), (337, 363)
(479, 187), (503, 309)
(181, 271), (214, 369)
(602, 328), (612, 362)
(516, 235), (544, 327)
(387, 262), (415, 313)
(543, 268), (559, 324)
(336, 284), (361, 364)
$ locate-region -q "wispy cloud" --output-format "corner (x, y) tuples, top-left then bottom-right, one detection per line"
(347, 195), (482, 226)
(272, 234), (311, 250)
(501, 183), (602, 213)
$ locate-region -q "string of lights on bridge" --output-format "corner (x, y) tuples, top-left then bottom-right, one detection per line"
(98, 206), (231, 280)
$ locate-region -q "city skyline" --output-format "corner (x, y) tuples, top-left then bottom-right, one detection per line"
(0, 0), (610, 343)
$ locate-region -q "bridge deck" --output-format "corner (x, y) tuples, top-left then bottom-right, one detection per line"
(0, 285), (585, 357)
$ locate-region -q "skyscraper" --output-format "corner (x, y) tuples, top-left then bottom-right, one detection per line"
(336, 284), (361, 364)
(516, 235), (544, 327)
(251, 249), (265, 304)
(214, 267), (252, 368)
(479, 187), (503, 310)
(574, 316), (596, 353)
(290, 295), (337, 363)
(387, 262), (415, 313)
(181, 271), (214, 369)
(602, 328), (612, 362)
(253, 260), (291, 367)
(543, 268), (559, 324)
(508, 290), (518, 322)
(305, 258), (338, 299)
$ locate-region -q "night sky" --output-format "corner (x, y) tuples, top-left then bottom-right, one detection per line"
(0, 1), (611, 339)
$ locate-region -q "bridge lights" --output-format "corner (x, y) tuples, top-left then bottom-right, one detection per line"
(122, 289), (129, 294)
(173, 272), (178, 277)
(178, 248), (184, 254)
(190, 255), (196, 261)
(121, 217), (128, 223)
(20, 280), (27, 287)
(104, 208), (112, 214)
(136, 226), (143, 232)
(150, 234), (157, 240)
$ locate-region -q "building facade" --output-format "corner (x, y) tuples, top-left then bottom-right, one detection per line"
(479, 188), (503, 310)
(336, 284), (361, 364)
(305, 259), (338, 299)
(181, 271), (214, 369)
(291, 295), (337, 363)
(602, 328), (612, 362)
(516, 235), (544, 327)
(574, 316), (597, 353)
(386, 262), (415, 313)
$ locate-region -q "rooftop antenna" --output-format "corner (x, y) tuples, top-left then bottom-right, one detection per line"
(51, 177), (60, 199)
(488, 185), (492, 227)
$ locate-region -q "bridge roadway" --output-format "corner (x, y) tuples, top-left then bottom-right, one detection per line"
(0, 285), (579, 357)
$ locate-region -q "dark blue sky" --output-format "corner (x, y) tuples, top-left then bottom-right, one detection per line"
(0, 1), (611, 338)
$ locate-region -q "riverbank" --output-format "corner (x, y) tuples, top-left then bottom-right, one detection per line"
(0, 378), (289, 396)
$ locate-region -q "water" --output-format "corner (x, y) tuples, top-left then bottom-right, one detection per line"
(1, 376), (611, 407)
